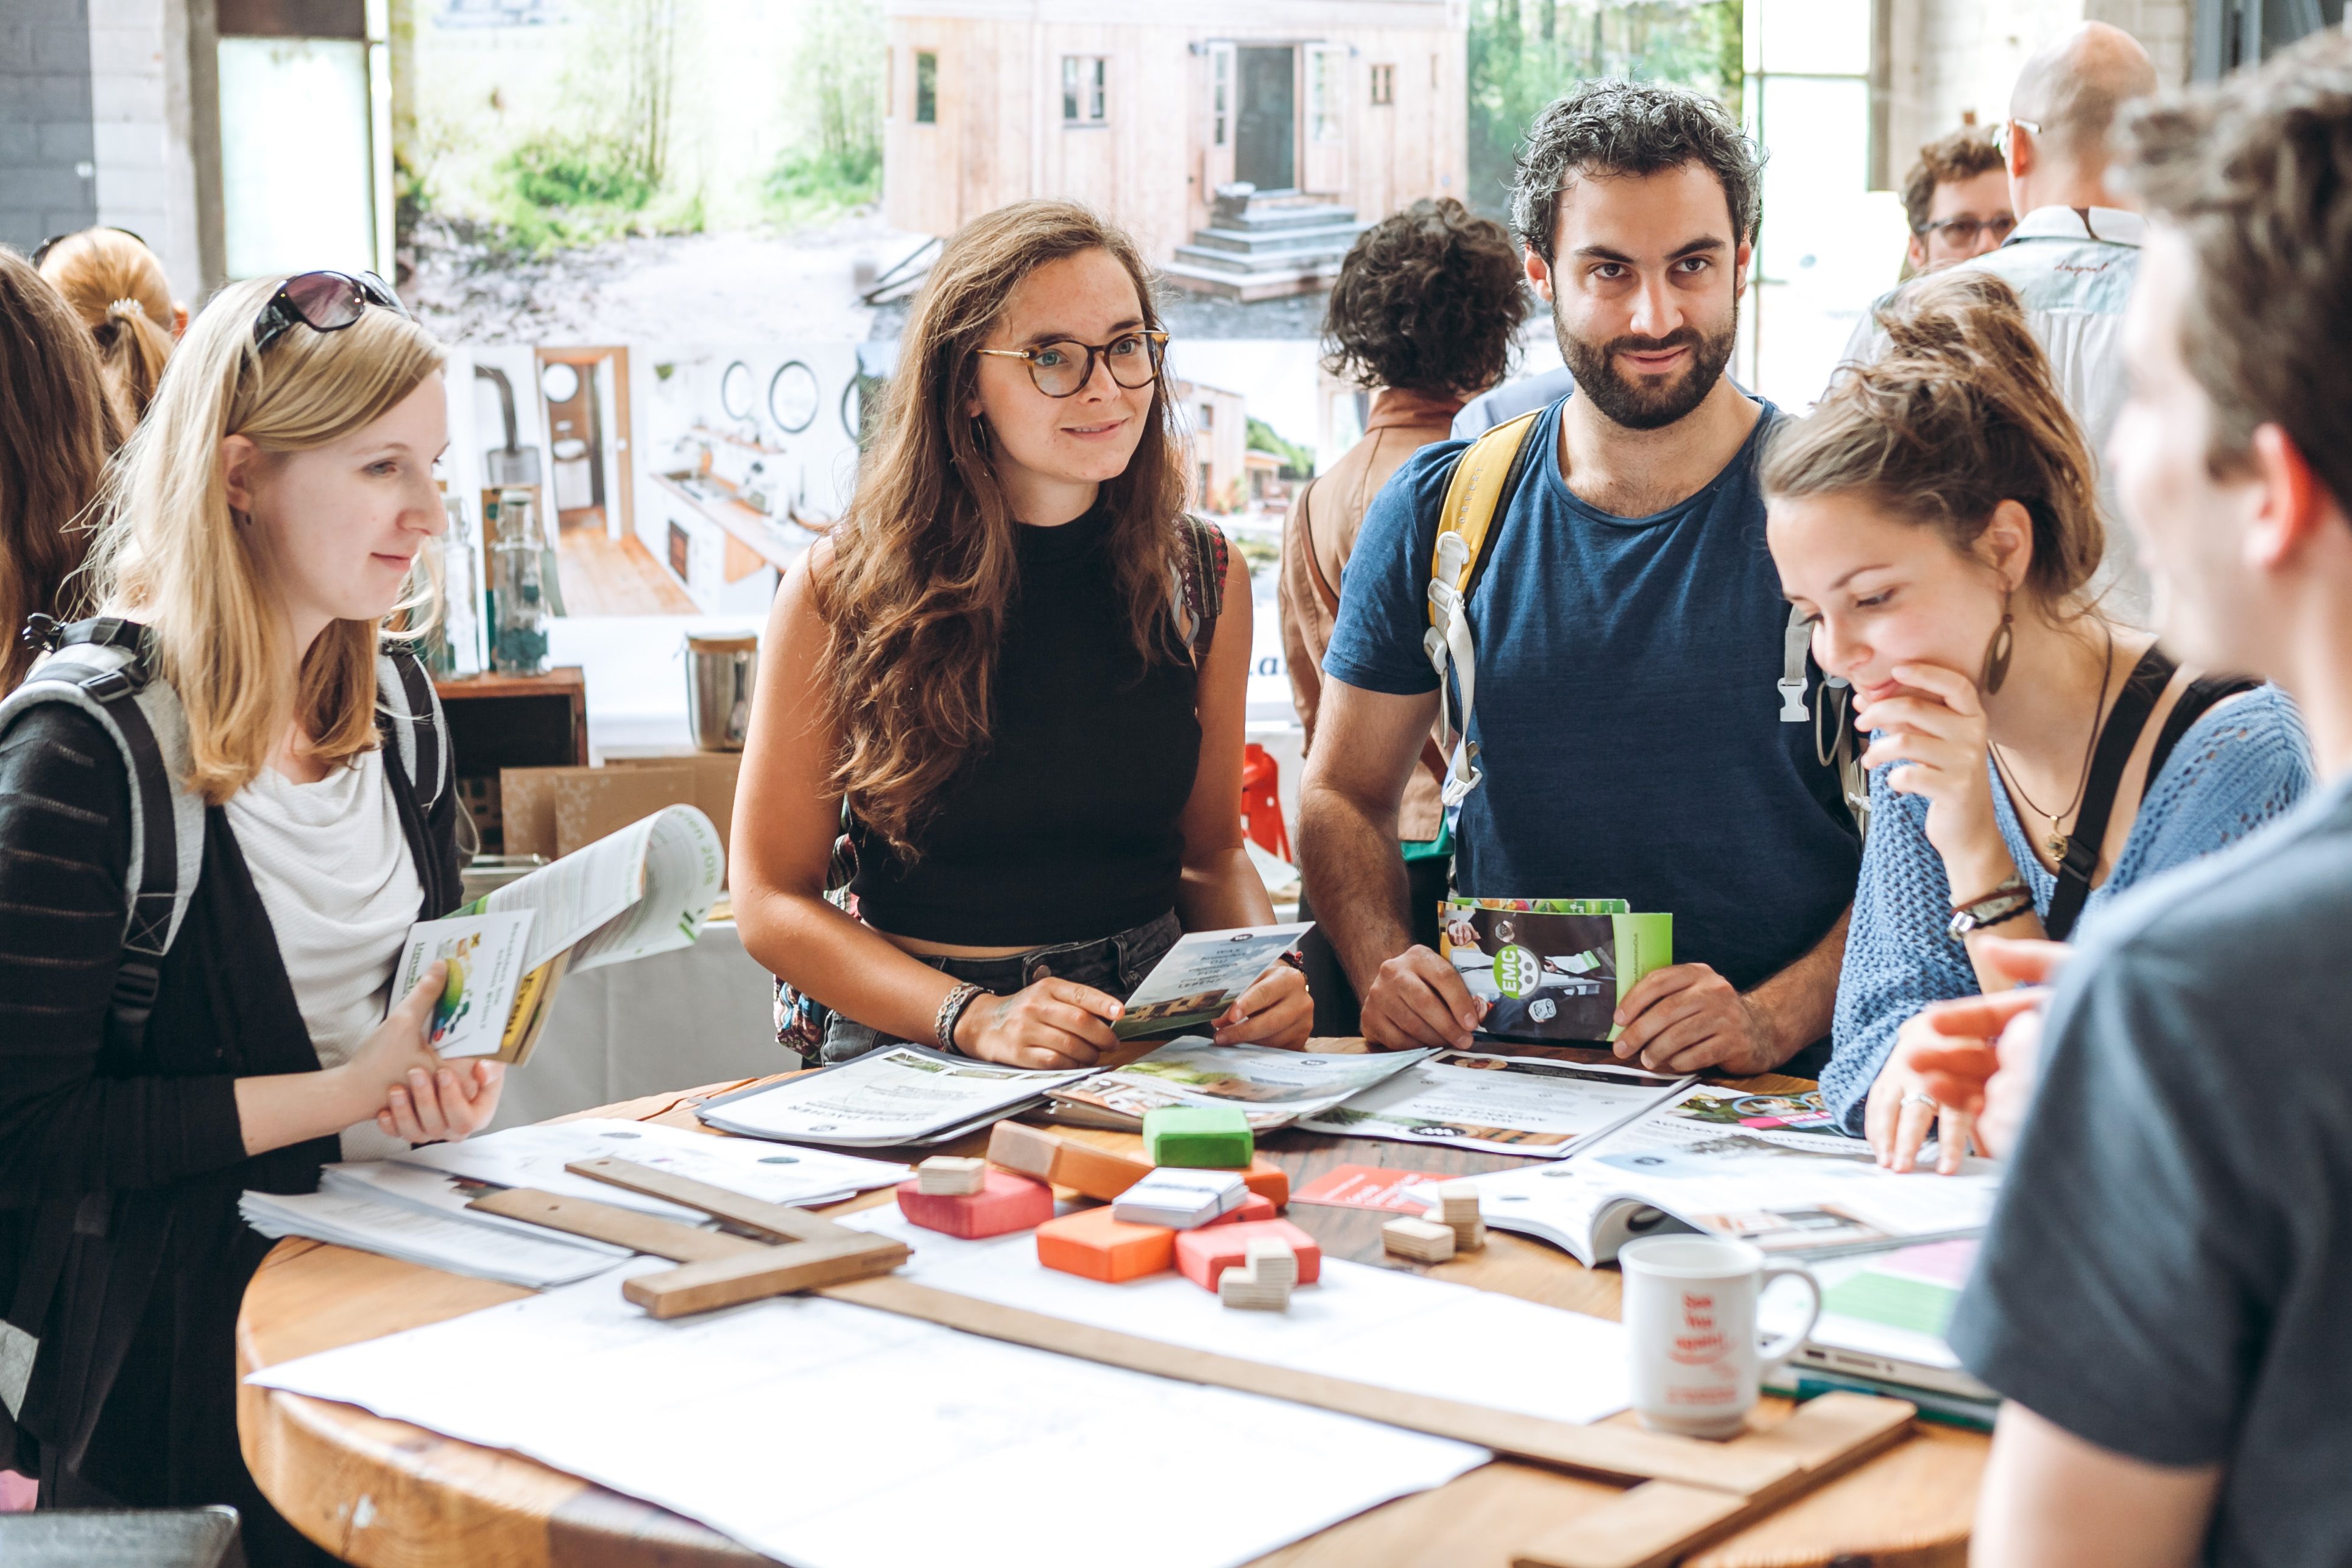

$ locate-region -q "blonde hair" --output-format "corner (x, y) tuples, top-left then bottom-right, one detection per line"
(1763, 269), (2104, 610)
(38, 228), (178, 426)
(88, 275), (446, 803)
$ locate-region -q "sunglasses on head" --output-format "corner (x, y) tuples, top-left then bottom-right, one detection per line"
(30, 225), (149, 269)
(252, 270), (408, 353)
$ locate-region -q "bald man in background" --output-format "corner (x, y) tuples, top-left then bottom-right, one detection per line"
(1840, 21), (2160, 620)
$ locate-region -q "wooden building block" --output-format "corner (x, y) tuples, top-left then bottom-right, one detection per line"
(1240, 1157), (1290, 1209)
(985, 1120), (1061, 1181)
(1113, 1168), (1248, 1229)
(896, 1169), (1053, 1238)
(1201, 1192), (1278, 1227)
(1432, 1181), (1483, 1223)
(1144, 1106), (1255, 1168)
(1175, 1218), (1321, 1291)
(1218, 1238), (1298, 1311)
(1382, 1217), (1458, 1264)
(985, 1120), (1151, 1201)
(1036, 1206), (1176, 1282)
(916, 1156), (986, 1196)
(623, 1231), (908, 1319)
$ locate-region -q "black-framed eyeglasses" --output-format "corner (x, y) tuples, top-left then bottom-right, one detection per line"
(252, 270), (408, 354)
(30, 225), (148, 269)
(976, 330), (1168, 398)
(1921, 214), (2018, 247)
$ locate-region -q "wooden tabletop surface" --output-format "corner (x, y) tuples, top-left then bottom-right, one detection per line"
(238, 1043), (1984, 1568)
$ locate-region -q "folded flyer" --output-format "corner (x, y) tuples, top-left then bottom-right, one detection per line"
(1112, 922), (1313, 1037)
(1295, 1051), (1690, 1156)
(1439, 898), (1671, 1045)
(698, 1047), (1099, 1148)
(391, 805), (724, 1066)
(1044, 1038), (1434, 1132)
(1446, 1082), (2002, 1265)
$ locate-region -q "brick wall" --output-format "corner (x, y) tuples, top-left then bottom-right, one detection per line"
(0, 0), (101, 253)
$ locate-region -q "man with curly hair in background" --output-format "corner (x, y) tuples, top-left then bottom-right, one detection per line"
(1277, 197), (1528, 1030)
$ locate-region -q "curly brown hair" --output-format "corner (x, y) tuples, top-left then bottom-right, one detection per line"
(1319, 198), (1529, 398)
(1901, 128), (2007, 234)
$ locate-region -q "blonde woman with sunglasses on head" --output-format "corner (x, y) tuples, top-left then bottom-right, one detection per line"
(736, 200), (1310, 1071)
(0, 270), (494, 1564)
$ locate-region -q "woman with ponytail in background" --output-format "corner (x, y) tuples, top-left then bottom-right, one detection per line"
(1764, 270), (2311, 1168)
(37, 226), (184, 426)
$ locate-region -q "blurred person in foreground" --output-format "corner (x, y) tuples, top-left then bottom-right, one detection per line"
(1279, 197), (1528, 1030)
(1907, 34), (2352, 1566)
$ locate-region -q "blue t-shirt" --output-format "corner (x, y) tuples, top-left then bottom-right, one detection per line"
(1321, 395), (1858, 992)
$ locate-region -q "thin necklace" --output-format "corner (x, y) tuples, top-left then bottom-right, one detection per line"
(1991, 620), (2117, 862)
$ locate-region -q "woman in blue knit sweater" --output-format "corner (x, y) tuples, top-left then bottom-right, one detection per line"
(1765, 270), (2312, 1168)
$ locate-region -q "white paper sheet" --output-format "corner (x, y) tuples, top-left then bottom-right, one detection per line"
(249, 1262), (1489, 1568)
(394, 1119), (911, 1223)
(838, 1209), (1633, 1427)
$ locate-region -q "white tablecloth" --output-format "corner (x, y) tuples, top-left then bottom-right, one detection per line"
(486, 920), (791, 1131)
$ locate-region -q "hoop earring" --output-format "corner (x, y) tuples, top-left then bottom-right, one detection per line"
(1980, 599), (2015, 695)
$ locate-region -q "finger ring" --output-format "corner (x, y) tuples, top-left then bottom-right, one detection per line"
(1901, 1092), (1938, 1111)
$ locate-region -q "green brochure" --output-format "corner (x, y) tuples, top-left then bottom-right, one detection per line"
(1438, 897), (1673, 1044)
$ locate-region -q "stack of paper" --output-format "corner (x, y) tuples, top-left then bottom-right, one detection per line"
(239, 1188), (620, 1289)
(697, 1047), (1098, 1148)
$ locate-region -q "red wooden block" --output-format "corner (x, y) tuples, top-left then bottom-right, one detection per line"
(1175, 1218), (1322, 1291)
(895, 1168), (1052, 1239)
(1035, 1206), (1175, 1282)
(1241, 1158), (1290, 1210)
(1201, 1192), (1278, 1227)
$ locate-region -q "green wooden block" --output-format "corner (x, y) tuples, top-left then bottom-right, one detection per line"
(1143, 1106), (1254, 1169)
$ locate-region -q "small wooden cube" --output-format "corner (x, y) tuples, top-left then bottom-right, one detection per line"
(1036, 1206), (1176, 1282)
(1175, 1218), (1321, 1291)
(1143, 1106), (1255, 1169)
(916, 1156), (986, 1196)
(1382, 1217), (1458, 1264)
(1432, 1181), (1483, 1224)
(895, 1168), (1053, 1239)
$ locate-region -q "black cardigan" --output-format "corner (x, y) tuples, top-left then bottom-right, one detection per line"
(0, 697), (461, 1555)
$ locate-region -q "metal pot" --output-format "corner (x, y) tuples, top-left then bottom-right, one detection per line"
(685, 632), (759, 751)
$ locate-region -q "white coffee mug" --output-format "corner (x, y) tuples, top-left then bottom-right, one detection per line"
(1619, 1234), (1823, 1439)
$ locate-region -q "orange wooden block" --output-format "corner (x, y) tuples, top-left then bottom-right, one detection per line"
(1241, 1158), (1290, 1210)
(1034, 1206), (1175, 1282)
(1201, 1192), (1278, 1227)
(985, 1120), (1152, 1202)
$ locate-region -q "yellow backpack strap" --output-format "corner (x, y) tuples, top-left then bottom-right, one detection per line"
(1424, 409), (1542, 807)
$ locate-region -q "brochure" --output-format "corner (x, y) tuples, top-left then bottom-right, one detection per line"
(238, 1188), (621, 1290)
(1439, 898), (1672, 1045)
(697, 1046), (1099, 1148)
(393, 804), (724, 1065)
(1761, 1238), (1994, 1405)
(1442, 1082), (2002, 1265)
(394, 1118), (912, 1215)
(1294, 1050), (1691, 1156)
(1111, 922), (1313, 1037)
(1042, 1038), (1435, 1132)
(1290, 1164), (1457, 1213)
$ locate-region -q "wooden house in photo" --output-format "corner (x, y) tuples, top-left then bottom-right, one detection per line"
(881, 1), (1470, 298)
(1173, 378), (1249, 510)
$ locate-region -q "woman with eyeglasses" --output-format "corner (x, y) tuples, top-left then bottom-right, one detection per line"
(0, 270), (493, 1563)
(736, 200), (1311, 1068)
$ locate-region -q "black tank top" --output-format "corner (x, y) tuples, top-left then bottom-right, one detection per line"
(850, 503), (1203, 945)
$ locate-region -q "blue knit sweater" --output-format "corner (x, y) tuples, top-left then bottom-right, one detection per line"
(1824, 683), (2314, 1134)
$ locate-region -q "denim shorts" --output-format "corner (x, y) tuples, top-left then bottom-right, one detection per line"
(819, 909), (1181, 1064)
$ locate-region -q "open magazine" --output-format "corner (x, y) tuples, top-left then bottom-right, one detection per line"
(1294, 1050), (1690, 1156)
(1042, 1039), (1434, 1132)
(1442, 1082), (2001, 1265)
(698, 1046), (1100, 1148)
(392, 805), (723, 1064)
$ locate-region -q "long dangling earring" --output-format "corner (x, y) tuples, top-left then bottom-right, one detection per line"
(1980, 596), (2015, 695)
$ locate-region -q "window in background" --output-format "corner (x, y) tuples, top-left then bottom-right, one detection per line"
(915, 51), (938, 124)
(1062, 55), (1107, 125)
(1310, 46), (1341, 141)
(1212, 48), (1231, 146)
(1370, 63), (1395, 106)
(1199, 401), (1215, 429)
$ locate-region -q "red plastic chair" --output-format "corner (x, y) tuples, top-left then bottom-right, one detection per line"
(1240, 742), (1293, 861)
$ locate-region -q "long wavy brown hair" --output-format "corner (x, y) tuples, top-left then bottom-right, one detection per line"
(821, 200), (1191, 855)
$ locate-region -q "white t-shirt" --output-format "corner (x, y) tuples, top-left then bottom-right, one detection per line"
(225, 744), (422, 1160)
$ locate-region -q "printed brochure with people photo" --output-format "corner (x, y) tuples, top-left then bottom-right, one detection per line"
(1438, 898), (1673, 1044)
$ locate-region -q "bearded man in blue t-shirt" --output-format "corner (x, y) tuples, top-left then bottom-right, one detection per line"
(1301, 80), (1859, 1073)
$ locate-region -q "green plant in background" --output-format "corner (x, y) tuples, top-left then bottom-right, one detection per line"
(1246, 417), (1316, 482)
(765, 0), (883, 226)
(1468, 0), (1743, 219)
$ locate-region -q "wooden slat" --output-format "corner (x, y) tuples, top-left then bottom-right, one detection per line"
(466, 1190), (761, 1263)
(565, 1156), (856, 1244)
(624, 1234), (912, 1319)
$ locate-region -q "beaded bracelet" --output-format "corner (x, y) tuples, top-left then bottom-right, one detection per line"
(934, 981), (987, 1053)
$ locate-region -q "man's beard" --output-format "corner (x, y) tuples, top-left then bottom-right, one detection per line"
(1558, 307), (1739, 431)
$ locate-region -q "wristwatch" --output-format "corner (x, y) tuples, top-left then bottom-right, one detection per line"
(1947, 874), (2033, 942)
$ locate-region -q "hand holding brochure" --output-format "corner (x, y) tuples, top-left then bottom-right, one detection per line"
(1439, 899), (1670, 1044)
(1112, 922), (1312, 1037)
(1295, 1050), (1691, 1156)
(1045, 1038), (1435, 1132)
(391, 805), (722, 1064)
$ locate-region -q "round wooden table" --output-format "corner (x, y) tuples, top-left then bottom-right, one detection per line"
(239, 1054), (1984, 1568)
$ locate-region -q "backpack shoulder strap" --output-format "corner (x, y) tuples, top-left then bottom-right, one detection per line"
(2044, 646), (2177, 942)
(375, 641), (451, 812)
(1424, 409), (1542, 807)
(0, 618), (202, 1044)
